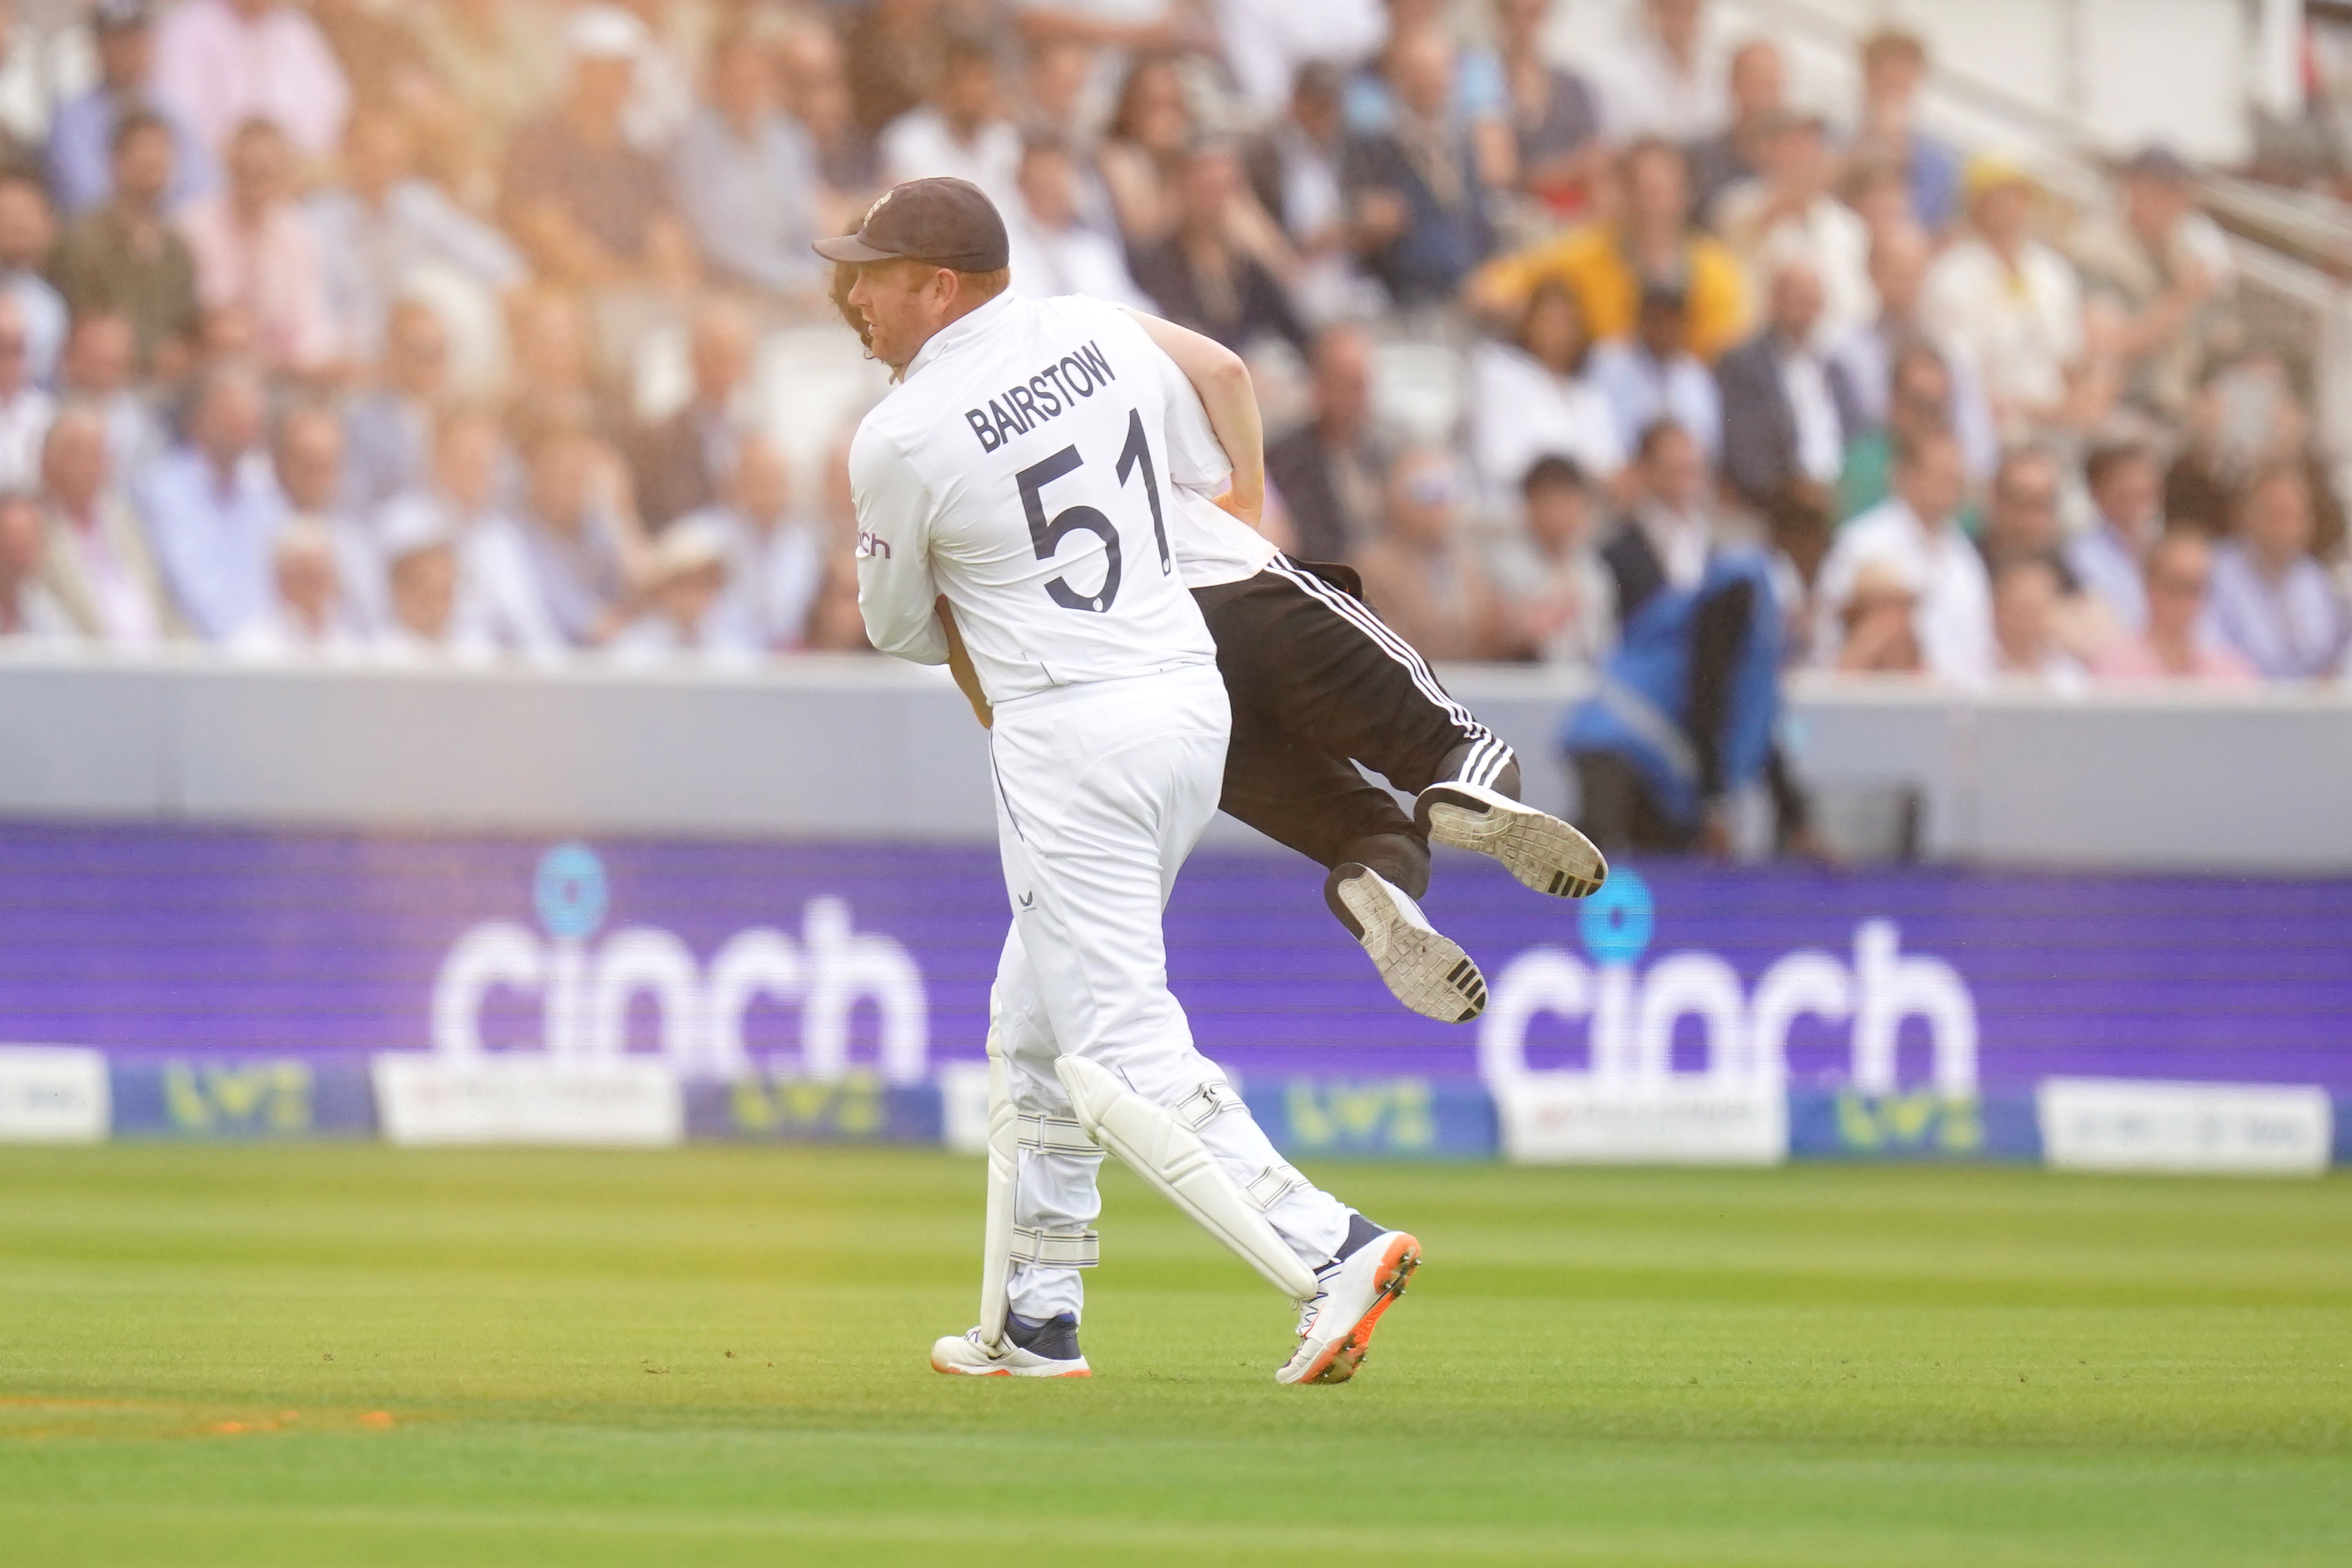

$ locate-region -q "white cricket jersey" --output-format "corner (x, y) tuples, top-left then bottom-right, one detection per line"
(852, 293), (1237, 701)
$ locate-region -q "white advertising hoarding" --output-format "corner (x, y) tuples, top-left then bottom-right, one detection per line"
(2038, 1078), (2332, 1176)
(0, 1045), (110, 1142)
(371, 1055), (684, 1147)
(1496, 1076), (1788, 1166)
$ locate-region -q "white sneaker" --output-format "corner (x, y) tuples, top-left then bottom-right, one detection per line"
(1326, 864), (1485, 1024)
(929, 1321), (1091, 1379)
(1416, 780), (1607, 899)
(1276, 1229), (1420, 1386)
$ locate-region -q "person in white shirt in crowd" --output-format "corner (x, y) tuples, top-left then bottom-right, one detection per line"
(1713, 111), (1875, 341)
(178, 116), (345, 382)
(57, 309), (162, 483)
(681, 435), (826, 653)
(1470, 279), (1625, 514)
(33, 401), (173, 649)
(1598, 0), (1725, 143)
(1990, 554), (2087, 691)
(606, 513), (757, 667)
(370, 502), (492, 664)
(1259, 62), (1384, 326)
(1922, 160), (2098, 439)
(668, 22), (824, 299)
(1588, 281), (1723, 464)
(264, 402), (381, 635)
(2207, 463), (2350, 681)
(1815, 426), (1993, 684)
(228, 517), (363, 659)
(377, 409), (562, 659)
(1213, 0), (1387, 125)
(138, 361), (281, 641)
(1005, 133), (1152, 309)
(308, 108), (527, 369)
(0, 174), (67, 387)
(341, 299), (449, 521)
(0, 488), (72, 641)
(0, 292), (56, 490)
(2092, 530), (2256, 685)
(513, 420), (634, 649)
(1498, 454), (1615, 668)
(2065, 441), (2166, 637)
(1830, 557), (1924, 675)
(152, 0), (350, 166)
(878, 34), (1021, 213)
(1832, 223), (1997, 483)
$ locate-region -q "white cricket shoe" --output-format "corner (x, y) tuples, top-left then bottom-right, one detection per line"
(1325, 864), (1485, 1024)
(1416, 780), (1608, 899)
(929, 1314), (1091, 1379)
(1277, 1229), (1421, 1386)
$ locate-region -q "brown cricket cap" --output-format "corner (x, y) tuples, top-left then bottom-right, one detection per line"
(813, 178), (1010, 272)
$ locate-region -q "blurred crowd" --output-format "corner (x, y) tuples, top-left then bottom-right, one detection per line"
(0, 0), (2345, 696)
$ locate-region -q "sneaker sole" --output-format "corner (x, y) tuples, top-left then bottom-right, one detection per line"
(1301, 1233), (1421, 1386)
(929, 1350), (1092, 1379)
(1328, 867), (1486, 1024)
(1417, 786), (1607, 899)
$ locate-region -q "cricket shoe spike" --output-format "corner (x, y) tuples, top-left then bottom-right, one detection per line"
(1278, 1217), (1420, 1386)
(931, 1312), (1091, 1379)
(1415, 779), (1608, 900)
(1326, 862), (1486, 1024)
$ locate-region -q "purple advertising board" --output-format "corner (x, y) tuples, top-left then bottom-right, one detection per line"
(2, 818), (2348, 1107)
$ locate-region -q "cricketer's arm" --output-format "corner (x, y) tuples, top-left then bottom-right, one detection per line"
(1120, 309), (1266, 528)
(848, 421), (951, 665)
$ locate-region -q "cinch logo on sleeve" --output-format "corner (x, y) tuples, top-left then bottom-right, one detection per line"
(855, 529), (891, 560)
(965, 341), (1118, 453)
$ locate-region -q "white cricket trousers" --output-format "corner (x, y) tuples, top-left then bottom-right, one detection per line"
(985, 664), (1352, 1322)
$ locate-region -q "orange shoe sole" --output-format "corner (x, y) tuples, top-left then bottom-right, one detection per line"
(1301, 1233), (1420, 1385)
(930, 1354), (1092, 1379)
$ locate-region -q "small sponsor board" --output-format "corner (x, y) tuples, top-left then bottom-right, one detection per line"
(2037, 1078), (2332, 1176)
(1495, 1077), (1787, 1165)
(0, 1045), (109, 1142)
(1252, 1076), (1499, 1160)
(371, 1055), (683, 1147)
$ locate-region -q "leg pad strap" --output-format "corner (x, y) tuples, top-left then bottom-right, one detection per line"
(1010, 1225), (1100, 1267)
(1243, 1163), (1309, 1212)
(1017, 1112), (1102, 1156)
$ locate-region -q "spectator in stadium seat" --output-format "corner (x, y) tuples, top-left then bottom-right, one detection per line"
(802, 555), (874, 652)
(1717, 254), (1861, 536)
(2092, 530), (2254, 684)
(153, 0), (349, 166)
(776, 16), (878, 232)
(48, 111), (202, 376)
(1922, 160), (2093, 438)
(842, 0), (942, 142)
(1341, 27), (1496, 309)
(1470, 138), (1753, 363)
(1130, 141), (1308, 353)
(228, 518), (363, 659)
(265, 403), (382, 636)
(0, 488), (71, 640)
(342, 300), (450, 521)
(1496, 454), (1616, 668)
(628, 300), (755, 536)
(878, 33), (1021, 212)
(2065, 145), (2237, 423)
(1216, 0), (1387, 127)
(177, 118), (343, 380)
(1266, 321), (1387, 564)
(2207, 464), (2350, 680)
(378, 410), (561, 658)
(514, 421), (633, 648)
(1831, 559), (1924, 675)
(370, 503), (483, 662)
(1832, 224), (1998, 484)
(1356, 446), (1516, 661)
(2067, 441), (2165, 636)
(1587, 281), (1722, 463)
(1837, 340), (1962, 524)
(1249, 62), (1377, 323)
(1483, 0), (1606, 210)
(1096, 53), (1197, 252)
(59, 310), (163, 483)
(1814, 426), (1992, 684)
(501, 286), (631, 456)
(1974, 446), (2068, 580)
(1595, 0), (1725, 143)
(308, 109), (526, 368)
(36, 402), (174, 648)
(676, 436), (826, 653)
(606, 514), (758, 666)
(1686, 39), (1784, 226)
(0, 294), (54, 492)
(1849, 27), (1961, 235)
(47, 0), (217, 218)
(409, 0), (567, 143)
(671, 25), (823, 299)
(1712, 110), (1875, 339)
(1007, 134), (1152, 309)
(502, 8), (697, 292)
(138, 362), (283, 641)
(1990, 554), (2086, 690)
(1470, 281), (1624, 513)
(0, 176), (67, 388)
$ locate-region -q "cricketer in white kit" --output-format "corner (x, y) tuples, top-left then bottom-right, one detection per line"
(824, 178), (1417, 1385)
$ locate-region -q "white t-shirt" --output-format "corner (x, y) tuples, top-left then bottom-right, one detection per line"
(1814, 497), (1995, 685)
(851, 293), (1226, 702)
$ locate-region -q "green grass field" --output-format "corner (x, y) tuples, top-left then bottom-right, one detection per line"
(1, 1145), (2346, 1566)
